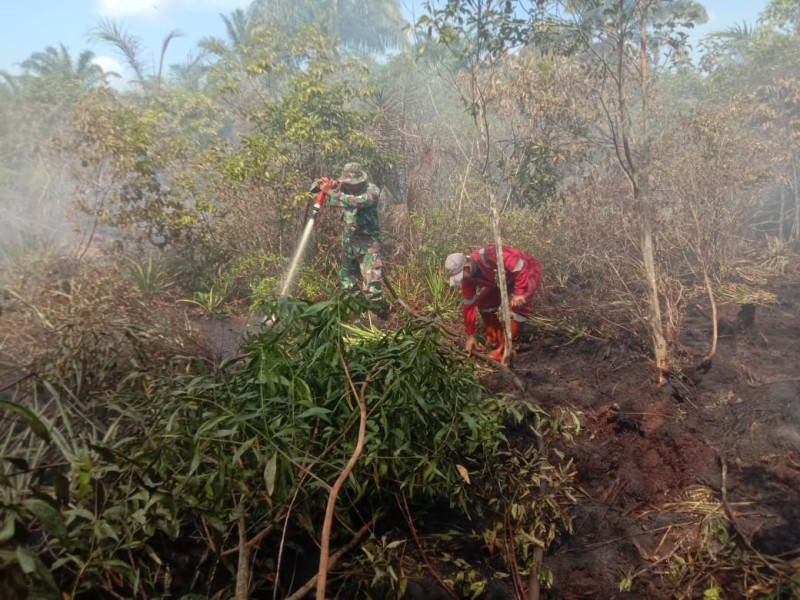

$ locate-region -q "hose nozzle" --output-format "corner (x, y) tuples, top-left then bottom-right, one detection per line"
(309, 178), (338, 219)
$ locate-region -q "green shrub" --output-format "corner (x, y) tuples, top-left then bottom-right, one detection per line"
(1, 291), (512, 598)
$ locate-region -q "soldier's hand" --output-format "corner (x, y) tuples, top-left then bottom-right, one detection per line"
(319, 177), (335, 195)
(511, 294), (525, 309)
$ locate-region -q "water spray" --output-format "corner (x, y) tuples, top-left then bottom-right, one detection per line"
(264, 183), (331, 327)
(270, 178), (339, 318)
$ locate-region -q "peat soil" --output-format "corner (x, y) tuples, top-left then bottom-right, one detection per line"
(188, 286), (800, 599)
(499, 280), (800, 598)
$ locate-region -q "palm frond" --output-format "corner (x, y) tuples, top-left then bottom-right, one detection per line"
(157, 29), (184, 88)
(87, 19), (146, 85)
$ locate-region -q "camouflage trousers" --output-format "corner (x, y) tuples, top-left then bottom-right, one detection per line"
(340, 235), (382, 302)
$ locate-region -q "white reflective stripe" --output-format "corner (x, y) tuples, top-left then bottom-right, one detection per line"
(510, 312), (526, 322)
(479, 307), (495, 313)
(513, 258), (524, 273)
(478, 248), (490, 268)
(463, 297), (477, 305)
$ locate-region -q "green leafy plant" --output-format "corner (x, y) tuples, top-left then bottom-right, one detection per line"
(248, 292), (506, 512)
(448, 564), (488, 599)
(230, 253), (284, 306)
(1, 289), (517, 598)
(479, 402), (580, 591)
(179, 285), (228, 315)
(180, 264), (234, 315)
(703, 579), (722, 600)
(128, 251), (171, 292)
(361, 535), (409, 597)
(620, 572), (634, 592)
(420, 253), (459, 317)
(294, 263), (331, 300)
(249, 275), (279, 306)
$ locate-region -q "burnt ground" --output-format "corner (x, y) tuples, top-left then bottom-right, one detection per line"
(498, 280), (800, 598)
(189, 284), (800, 599)
(3, 248), (797, 598)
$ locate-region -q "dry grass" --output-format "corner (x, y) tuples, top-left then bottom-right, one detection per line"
(0, 256), (209, 382)
(716, 282), (779, 306)
(625, 485), (800, 599)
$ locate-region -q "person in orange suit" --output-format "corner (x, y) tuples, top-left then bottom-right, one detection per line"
(445, 245), (541, 360)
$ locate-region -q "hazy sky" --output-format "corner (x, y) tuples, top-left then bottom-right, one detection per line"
(0, 0), (768, 80)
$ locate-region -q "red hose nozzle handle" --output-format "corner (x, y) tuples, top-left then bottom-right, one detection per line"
(311, 190), (325, 218)
(309, 178), (338, 219)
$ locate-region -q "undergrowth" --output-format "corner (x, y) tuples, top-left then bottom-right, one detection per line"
(0, 281), (577, 599)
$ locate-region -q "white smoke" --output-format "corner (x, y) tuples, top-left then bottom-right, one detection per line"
(92, 56), (124, 76)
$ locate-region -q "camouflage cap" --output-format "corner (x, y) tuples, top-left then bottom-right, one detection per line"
(339, 162), (368, 185)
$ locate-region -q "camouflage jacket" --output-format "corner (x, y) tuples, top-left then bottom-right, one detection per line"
(328, 182), (381, 241)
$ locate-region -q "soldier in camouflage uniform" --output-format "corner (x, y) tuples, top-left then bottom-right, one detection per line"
(319, 163), (384, 307)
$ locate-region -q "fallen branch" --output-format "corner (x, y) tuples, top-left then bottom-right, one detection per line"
(555, 520), (703, 555)
(505, 511), (526, 600)
(235, 501), (251, 600)
(746, 376), (800, 388)
(202, 516), (217, 554)
(689, 202), (718, 366)
(314, 361), (370, 600)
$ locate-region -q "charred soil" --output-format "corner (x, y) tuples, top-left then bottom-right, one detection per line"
(186, 285), (800, 599)
(494, 280), (800, 598)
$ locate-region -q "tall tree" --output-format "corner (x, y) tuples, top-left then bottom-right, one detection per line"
(700, 0), (800, 242)
(221, 7), (259, 48)
(199, 5), (263, 54)
(420, 0), (543, 174)
(761, 0), (800, 32)
(19, 44), (111, 88)
(560, 0), (705, 375)
(87, 20), (183, 96)
(0, 44), (116, 235)
(422, 0), (706, 373)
